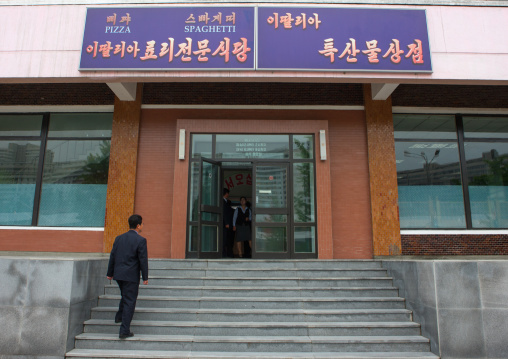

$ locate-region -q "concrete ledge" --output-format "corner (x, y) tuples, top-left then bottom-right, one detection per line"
(0, 256), (109, 358)
(380, 259), (508, 359)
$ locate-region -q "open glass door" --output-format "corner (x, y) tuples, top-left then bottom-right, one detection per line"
(197, 158), (222, 259)
(252, 162), (291, 259)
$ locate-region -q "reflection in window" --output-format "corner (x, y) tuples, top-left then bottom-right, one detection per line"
(293, 135), (314, 159)
(38, 140), (110, 227)
(293, 163), (315, 222)
(0, 141), (41, 225)
(256, 226), (287, 252)
(393, 114), (457, 140)
(189, 162), (200, 222)
(191, 134), (212, 159)
(256, 166), (287, 208)
(464, 143), (508, 228)
(395, 141), (466, 228)
(294, 226), (316, 253)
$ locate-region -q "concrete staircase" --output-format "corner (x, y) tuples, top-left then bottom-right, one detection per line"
(66, 259), (439, 358)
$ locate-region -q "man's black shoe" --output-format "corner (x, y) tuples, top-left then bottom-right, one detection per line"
(119, 332), (134, 339)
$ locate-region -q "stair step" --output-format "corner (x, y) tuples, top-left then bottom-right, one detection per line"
(143, 276), (393, 287)
(84, 319), (421, 336)
(105, 285), (400, 297)
(74, 334), (430, 352)
(149, 268), (388, 278)
(147, 259), (383, 270)
(91, 307), (413, 322)
(67, 348), (439, 358)
(98, 295), (406, 309)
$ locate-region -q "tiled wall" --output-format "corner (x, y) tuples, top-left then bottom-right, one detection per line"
(103, 85), (143, 253)
(328, 111), (374, 259)
(363, 84), (402, 256)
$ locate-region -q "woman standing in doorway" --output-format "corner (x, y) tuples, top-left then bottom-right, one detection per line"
(233, 197), (252, 258)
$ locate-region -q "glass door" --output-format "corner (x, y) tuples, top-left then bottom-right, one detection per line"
(252, 163), (291, 259)
(197, 158), (222, 259)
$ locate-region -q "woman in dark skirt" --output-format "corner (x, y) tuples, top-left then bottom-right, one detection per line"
(233, 196), (252, 258)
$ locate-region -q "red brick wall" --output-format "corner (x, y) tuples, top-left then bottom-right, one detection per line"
(132, 108), (377, 259)
(133, 111), (177, 258)
(402, 234), (508, 255)
(0, 230), (103, 252)
(329, 111), (373, 259)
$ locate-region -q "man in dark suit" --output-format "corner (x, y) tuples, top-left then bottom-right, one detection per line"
(222, 188), (234, 258)
(107, 214), (149, 339)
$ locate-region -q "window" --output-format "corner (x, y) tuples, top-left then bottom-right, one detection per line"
(0, 113), (113, 227)
(394, 114), (508, 229)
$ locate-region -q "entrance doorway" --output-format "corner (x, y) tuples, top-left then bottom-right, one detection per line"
(186, 134), (317, 259)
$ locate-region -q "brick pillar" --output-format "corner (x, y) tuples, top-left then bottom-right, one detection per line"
(363, 84), (401, 256)
(103, 84), (143, 253)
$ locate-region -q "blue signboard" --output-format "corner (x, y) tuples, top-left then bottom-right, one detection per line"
(80, 6), (432, 72)
(80, 7), (256, 70)
(257, 7), (431, 72)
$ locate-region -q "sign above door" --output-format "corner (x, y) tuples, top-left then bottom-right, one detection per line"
(80, 6), (432, 73)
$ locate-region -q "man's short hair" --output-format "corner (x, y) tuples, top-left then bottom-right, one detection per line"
(128, 214), (143, 229)
(223, 188), (229, 196)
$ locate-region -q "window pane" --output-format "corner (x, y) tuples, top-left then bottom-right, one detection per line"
(202, 212), (220, 222)
(463, 116), (508, 139)
(0, 140), (41, 225)
(192, 134), (212, 159)
(201, 224), (219, 252)
(293, 135), (314, 159)
(188, 225), (198, 252)
(295, 226), (316, 253)
(201, 161), (219, 207)
(464, 142), (508, 228)
(189, 162), (200, 222)
(256, 226), (287, 252)
(48, 113), (112, 138)
(393, 114), (457, 140)
(0, 115), (43, 137)
(256, 214), (287, 223)
(293, 163), (315, 222)
(395, 141), (466, 228)
(216, 134), (289, 159)
(38, 140), (110, 227)
(256, 165), (287, 209)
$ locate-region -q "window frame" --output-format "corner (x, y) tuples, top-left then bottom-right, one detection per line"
(0, 112), (112, 227)
(394, 113), (508, 230)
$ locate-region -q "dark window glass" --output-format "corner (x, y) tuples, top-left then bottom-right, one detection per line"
(0, 140), (41, 225)
(189, 162), (200, 222)
(464, 142), (508, 228)
(393, 114), (457, 139)
(293, 135), (314, 159)
(191, 134), (212, 159)
(48, 113), (112, 138)
(294, 226), (316, 253)
(463, 116), (508, 139)
(0, 115), (43, 137)
(395, 141), (466, 228)
(215, 134), (289, 159)
(38, 140), (110, 227)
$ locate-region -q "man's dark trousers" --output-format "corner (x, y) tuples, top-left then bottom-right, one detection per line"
(115, 280), (140, 335)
